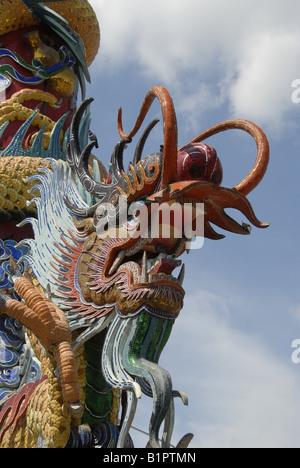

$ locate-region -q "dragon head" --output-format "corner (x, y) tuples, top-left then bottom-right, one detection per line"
(65, 86), (269, 322)
(61, 86), (269, 447)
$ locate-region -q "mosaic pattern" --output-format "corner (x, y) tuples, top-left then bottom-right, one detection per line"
(0, 46), (75, 93)
(0, 240), (29, 297)
(0, 0), (269, 449)
(0, 240), (41, 406)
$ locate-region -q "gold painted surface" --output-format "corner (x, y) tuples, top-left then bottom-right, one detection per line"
(0, 0), (100, 66)
(0, 157), (52, 211)
(25, 31), (77, 98)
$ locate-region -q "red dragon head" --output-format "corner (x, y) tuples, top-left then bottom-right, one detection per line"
(65, 86), (269, 321)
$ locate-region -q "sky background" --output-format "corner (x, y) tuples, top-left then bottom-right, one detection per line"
(87, 0), (300, 448)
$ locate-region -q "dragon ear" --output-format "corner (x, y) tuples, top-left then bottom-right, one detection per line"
(66, 99), (130, 204)
(73, 218), (96, 237)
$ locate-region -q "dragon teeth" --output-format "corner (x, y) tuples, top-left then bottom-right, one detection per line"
(109, 250), (125, 275)
(177, 264), (185, 286)
(140, 250), (148, 283)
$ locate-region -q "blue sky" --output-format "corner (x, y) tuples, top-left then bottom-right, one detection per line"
(87, 0), (300, 448)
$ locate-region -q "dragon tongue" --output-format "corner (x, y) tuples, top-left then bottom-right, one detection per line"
(152, 257), (182, 275)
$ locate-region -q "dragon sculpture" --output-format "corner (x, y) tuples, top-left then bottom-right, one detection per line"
(0, 0), (269, 448)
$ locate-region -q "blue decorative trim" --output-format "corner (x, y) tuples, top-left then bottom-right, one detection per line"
(0, 240), (29, 297)
(0, 46), (76, 93)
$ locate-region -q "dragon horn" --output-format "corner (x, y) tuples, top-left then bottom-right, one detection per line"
(118, 86), (178, 190)
(133, 118), (160, 166)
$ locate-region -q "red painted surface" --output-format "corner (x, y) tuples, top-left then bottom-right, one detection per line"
(177, 143), (223, 185)
(0, 221), (34, 241)
(0, 26), (75, 148)
(0, 377), (47, 444)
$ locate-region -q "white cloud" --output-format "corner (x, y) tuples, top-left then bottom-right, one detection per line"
(229, 32), (300, 128)
(89, 0), (300, 131)
(161, 289), (300, 448)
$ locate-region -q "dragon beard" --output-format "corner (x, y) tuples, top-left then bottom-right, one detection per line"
(53, 227), (187, 449)
(60, 231), (185, 321)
